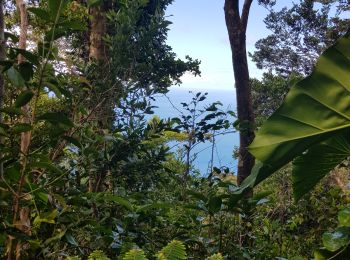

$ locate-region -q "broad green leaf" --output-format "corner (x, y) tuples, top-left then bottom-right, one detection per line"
(6, 66), (25, 87)
(12, 123), (32, 133)
(33, 209), (58, 227)
(14, 48), (39, 65)
(18, 62), (34, 81)
(246, 32), (350, 192)
(28, 7), (51, 21)
(207, 196), (222, 215)
(102, 194), (133, 211)
(58, 20), (86, 31)
(292, 130), (350, 200)
(15, 90), (34, 107)
(339, 208), (350, 227)
(48, 0), (67, 19)
(322, 227), (350, 252)
(37, 112), (73, 127)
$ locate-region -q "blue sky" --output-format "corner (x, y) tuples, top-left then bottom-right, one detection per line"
(165, 0), (289, 90)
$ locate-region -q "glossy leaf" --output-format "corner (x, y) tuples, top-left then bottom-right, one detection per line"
(245, 32), (350, 193)
(28, 7), (51, 21)
(208, 196), (222, 215)
(322, 227), (350, 252)
(37, 112), (73, 127)
(339, 208), (350, 227)
(6, 66), (25, 87)
(292, 130), (350, 200)
(15, 90), (34, 107)
(12, 123), (32, 133)
(48, 0), (67, 19)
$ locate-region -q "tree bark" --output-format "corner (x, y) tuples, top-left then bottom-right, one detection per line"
(0, 0), (5, 177)
(16, 0), (30, 157)
(89, 3), (107, 62)
(10, 1), (30, 259)
(224, 0), (255, 185)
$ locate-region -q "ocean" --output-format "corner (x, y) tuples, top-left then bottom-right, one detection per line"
(151, 87), (239, 176)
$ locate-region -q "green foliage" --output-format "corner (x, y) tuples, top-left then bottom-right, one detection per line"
(123, 249), (148, 260)
(88, 250), (111, 260)
(243, 31), (350, 199)
(157, 240), (187, 260)
(123, 240), (186, 260)
(252, 0), (350, 75)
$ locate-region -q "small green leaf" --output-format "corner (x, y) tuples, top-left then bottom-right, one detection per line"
(37, 112), (73, 127)
(65, 233), (79, 247)
(339, 208), (350, 227)
(15, 91), (34, 107)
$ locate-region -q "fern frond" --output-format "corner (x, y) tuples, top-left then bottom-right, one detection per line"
(87, 250), (110, 260)
(123, 249), (148, 260)
(157, 240), (187, 260)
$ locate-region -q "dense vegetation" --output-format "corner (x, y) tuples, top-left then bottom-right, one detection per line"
(0, 0), (350, 259)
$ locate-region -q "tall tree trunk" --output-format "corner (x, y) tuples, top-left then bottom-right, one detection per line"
(0, 0), (5, 177)
(16, 0), (30, 156)
(89, 3), (107, 62)
(11, 1), (31, 259)
(224, 0), (255, 186)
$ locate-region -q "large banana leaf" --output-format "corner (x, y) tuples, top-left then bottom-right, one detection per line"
(243, 31), (350, 195)
(293, 130), (350, 200)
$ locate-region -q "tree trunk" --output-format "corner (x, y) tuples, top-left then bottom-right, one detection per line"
(10, 1), (30, 259)
(89, 3), (107, 62)
(16, 0), (30, 157)
(0, 0), (5, 177)
(224, 0), (255, 185)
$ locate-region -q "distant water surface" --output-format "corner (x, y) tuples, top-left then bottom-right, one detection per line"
(151, 87), (239, 175)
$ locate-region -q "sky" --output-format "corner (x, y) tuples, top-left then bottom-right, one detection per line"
(165, 0), (289, 91)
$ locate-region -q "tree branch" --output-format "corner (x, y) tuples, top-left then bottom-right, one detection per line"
(224, 0), (241, 28)
(241, 0), (253, 32)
